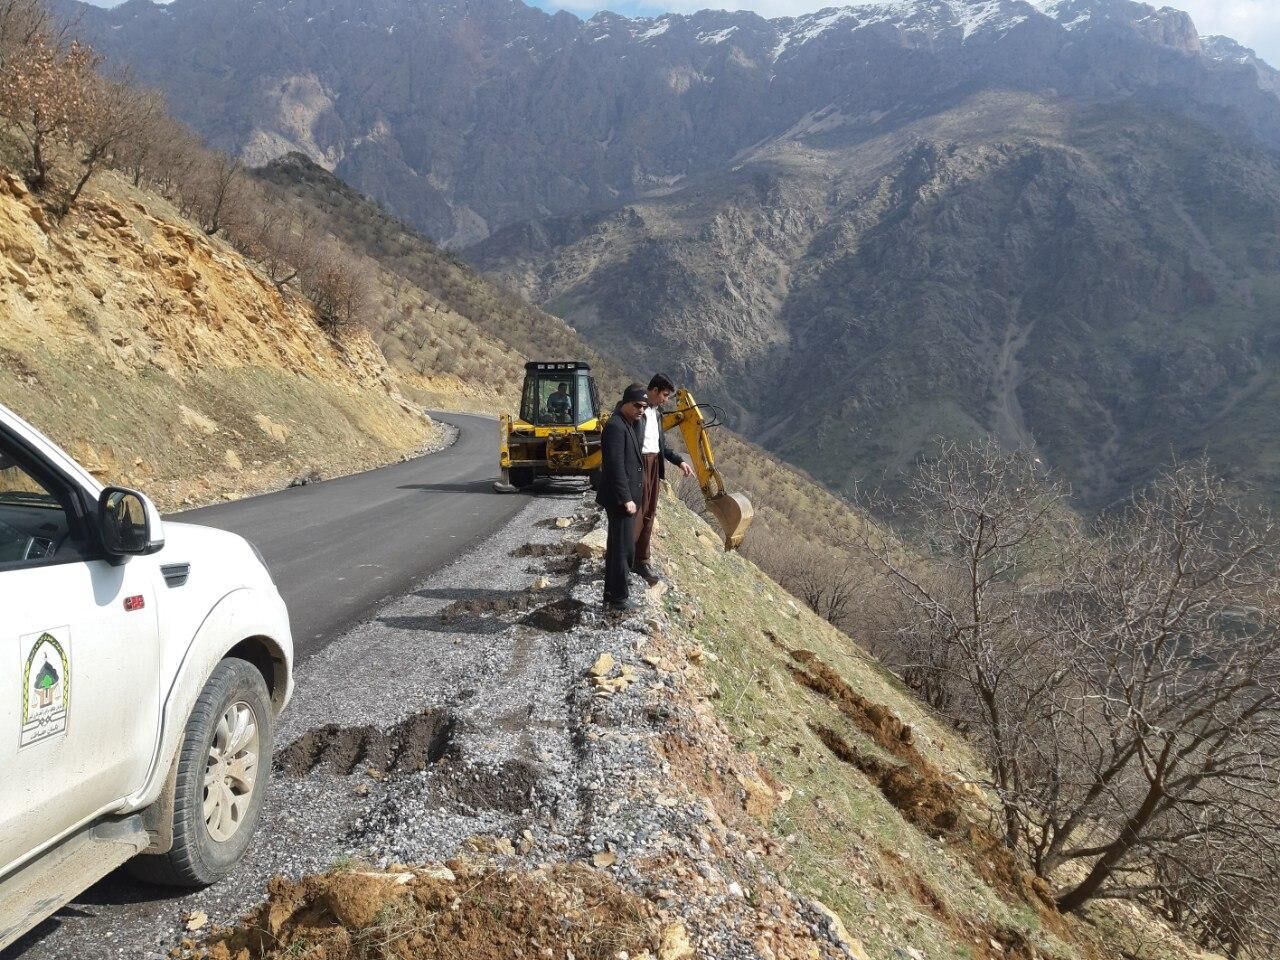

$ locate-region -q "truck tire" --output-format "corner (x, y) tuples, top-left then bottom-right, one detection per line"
(128, 658), (273, 887)
(509, 466), (536, 489)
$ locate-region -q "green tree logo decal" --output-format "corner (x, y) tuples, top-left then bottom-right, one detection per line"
(22, 632), (69, 723)
(33, 660), (59, 708)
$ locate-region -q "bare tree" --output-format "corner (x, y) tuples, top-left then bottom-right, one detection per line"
(857, 443), (1280, 949)
(1037, 462), (1280, 915)
(0, 0), (54, 67)
(112, 86), (167, 187)
(57, 72), (156, 213)
(0, 34), (99, 193)
(246, 205), (306, 293)
(854, 439), (1073, 850)
(300, 240), (369, 334)
(190, 153), (243, 237)
(149, 121), (204, 200)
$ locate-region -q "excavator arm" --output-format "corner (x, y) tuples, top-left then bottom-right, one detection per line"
(662, 388), (754, 550)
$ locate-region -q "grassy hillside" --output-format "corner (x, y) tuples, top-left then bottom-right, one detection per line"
(652, 491), (1212, 960)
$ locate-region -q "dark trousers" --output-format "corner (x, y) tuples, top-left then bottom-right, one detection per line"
(604, 506), (636, 603)
(635, 453), (662, 565)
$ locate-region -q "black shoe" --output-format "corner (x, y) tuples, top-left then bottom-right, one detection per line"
(604, 597), (640, 613)
(633, 563), (662, 586)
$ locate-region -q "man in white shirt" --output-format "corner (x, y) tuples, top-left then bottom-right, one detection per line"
(633, 373), (694, 583)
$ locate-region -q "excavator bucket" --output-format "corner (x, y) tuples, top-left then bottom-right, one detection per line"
(707, 492), (754, 551)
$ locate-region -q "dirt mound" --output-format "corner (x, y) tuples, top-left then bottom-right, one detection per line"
(438, 593), (539, 621)
(790, 650), (919, 761)
(276, 710), (455, 777)
(807, 723), (959, 836)
(522, 597), (585, 632)
(201, 863), (659, 960)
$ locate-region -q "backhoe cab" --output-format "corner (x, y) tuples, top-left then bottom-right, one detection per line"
(495, 363), (753, 550)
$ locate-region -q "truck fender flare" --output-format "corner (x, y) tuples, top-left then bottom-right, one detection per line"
(127, 588), (287, 842)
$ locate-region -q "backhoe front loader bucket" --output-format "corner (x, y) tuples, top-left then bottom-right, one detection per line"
(707, 492), (754, 551)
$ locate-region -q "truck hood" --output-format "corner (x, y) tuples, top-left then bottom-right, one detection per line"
(159, 521), (273, 589)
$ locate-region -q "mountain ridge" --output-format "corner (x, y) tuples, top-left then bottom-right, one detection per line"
(63, 0), (1280, 245)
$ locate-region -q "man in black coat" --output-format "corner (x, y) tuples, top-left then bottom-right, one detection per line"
(596, 383), (649, 611)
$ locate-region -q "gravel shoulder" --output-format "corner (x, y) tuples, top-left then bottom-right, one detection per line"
(7, 483), (851, 960)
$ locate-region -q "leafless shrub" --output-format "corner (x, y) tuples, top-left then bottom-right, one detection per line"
(748, 536), (860, 627)
(112, 87), (168, 187)
(189, 152), (244, 237)
(300, 240), (369, 334)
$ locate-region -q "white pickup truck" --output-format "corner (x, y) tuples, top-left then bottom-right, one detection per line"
(0, 403), (293, 950)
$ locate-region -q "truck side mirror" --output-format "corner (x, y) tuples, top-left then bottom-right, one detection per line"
(99, 487), (165, 557)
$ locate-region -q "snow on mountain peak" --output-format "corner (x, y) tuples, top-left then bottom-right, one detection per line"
(770, 1), (1033, 61)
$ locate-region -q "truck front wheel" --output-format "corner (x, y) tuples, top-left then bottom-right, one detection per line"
(129, 658), (274, 887)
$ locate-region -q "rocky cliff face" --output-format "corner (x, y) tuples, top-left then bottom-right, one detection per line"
(474, 90), (1280, 506)
(66, 0), (1280, 246)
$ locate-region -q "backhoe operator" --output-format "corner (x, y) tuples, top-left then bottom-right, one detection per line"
(547, 382), (573, 423)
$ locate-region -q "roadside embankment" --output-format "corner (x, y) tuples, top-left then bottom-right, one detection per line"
(173, 486), (1208, 960)
(19, 485), (1206, 960)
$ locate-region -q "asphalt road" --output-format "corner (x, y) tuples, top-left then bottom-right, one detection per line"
(177, 411), (529, 661)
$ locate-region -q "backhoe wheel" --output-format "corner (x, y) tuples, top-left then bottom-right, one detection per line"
(128, 658), (273, 887)
(509, 466), (536, 489)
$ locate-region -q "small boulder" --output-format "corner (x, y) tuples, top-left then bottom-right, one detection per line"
(658, 922), (694, 960)
(576, 529), (608, 558)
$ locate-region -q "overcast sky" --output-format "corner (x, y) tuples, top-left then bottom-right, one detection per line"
(526, 0), (1280, 66)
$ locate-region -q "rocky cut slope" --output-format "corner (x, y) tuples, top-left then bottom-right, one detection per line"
(0, 162), (436, 508)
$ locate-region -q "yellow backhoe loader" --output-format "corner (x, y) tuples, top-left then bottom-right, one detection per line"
(495, 362), (753, 549)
